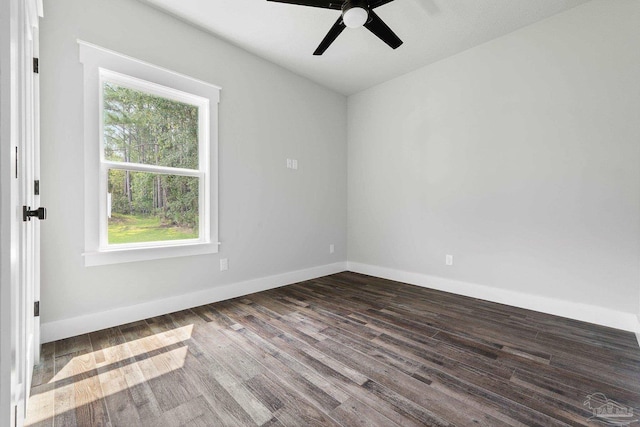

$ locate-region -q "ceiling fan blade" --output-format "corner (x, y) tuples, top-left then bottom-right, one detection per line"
(363, 10), (403, 49)
(369, 0), (395, 9)
(314, 16), (346, 55)
(266, 0), (341, 10)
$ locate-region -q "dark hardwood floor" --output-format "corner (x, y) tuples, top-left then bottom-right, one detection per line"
(25, 272), (640, 426)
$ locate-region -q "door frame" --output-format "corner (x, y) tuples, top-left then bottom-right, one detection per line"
(0, 0), (42, 425)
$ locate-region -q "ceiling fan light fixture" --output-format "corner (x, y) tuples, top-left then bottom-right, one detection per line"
(343, 6), (368, 28)
(267, 0), (402, 55)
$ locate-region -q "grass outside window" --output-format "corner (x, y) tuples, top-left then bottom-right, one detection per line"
(108, 213), (197, 244)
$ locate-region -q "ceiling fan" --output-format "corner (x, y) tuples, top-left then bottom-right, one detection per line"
(266, 0), (403, 55)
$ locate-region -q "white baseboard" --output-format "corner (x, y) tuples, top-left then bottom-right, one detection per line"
(41, 260), (639, 344)
(347, 262), (639, 333)
(41, 262), (348, 343)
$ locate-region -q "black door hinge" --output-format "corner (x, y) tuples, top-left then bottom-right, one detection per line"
(34, 180), (40, 195)
(33, 57), (39, 74)
(34, 301), (40, 317)
(15, 146), (18, 179)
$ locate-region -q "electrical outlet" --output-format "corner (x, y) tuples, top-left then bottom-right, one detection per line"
(329, 244), (335, 254)
(446, 254), (453, 266)
(220, 258), (228, 271)
(286, 158), (292, 169)
(292, 159), (298, 170)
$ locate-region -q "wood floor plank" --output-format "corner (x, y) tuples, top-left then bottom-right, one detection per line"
(246, 373), (342, 427)
(242, 324), (431, 427)
(220, 326), (345, 413)
(90, 327), (146, 427)
(26, 343), (56, 427)
(52, 353), (78, 427)
(31, 342), (55, 387)
(54, 334), (92, 357)
(119, 321), (199, 414)
(180, 347), (263, 426)
(61, 350), (109, 426)
(154, 315), (268, 426)
(25, 383), (54, 427)
(26, 272), (640, 427)
(330, 397), (404, 427)
(151, 395), (225, 427)
(315, 337), (514, 426)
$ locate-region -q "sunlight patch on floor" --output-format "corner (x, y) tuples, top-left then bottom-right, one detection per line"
(25, 324), (194, 426)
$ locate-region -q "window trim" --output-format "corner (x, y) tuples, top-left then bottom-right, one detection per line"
(79, 40), (220, 266)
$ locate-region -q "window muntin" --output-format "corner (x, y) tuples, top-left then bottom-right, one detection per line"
(99, 69), (210, 250)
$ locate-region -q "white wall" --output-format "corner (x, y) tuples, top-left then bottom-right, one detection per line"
(348, 1), (640, 319)
(40, 0), (347, 338)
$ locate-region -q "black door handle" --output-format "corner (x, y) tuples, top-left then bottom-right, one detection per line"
(23, 206), (47, 222)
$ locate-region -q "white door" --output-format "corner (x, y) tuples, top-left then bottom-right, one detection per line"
(20, 0), (43, 399)
(1, 0), (43, 425)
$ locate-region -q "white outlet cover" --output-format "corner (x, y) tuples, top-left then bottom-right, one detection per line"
(220, 258), (229, 271)
(286, 158), (292, 169)
(329, 244), (335, 254)
(292, 159), (298, 170)
(446, 255), (453, 266)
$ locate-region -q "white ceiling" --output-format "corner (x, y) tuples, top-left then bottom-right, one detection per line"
(140, 0), (590, 95)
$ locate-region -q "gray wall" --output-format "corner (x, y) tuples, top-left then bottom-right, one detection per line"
(40, 0), (347, 324)
(348, 0), (640, 314)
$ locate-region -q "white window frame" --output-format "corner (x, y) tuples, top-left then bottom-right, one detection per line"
(79, 41), (220, 266)
(99, 70), (210, 250)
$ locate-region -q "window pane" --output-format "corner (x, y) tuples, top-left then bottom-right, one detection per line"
(103, 82), (199, 169)
(107, 169), (199, 244)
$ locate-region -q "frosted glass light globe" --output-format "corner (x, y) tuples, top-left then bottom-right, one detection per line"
(343, 7), (368, 28)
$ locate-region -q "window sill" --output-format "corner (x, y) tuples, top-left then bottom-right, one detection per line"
(83, 241), (219, 267)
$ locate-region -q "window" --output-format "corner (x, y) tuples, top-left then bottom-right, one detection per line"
(100, 72), (208, 247)
(80, 41), (220, 266)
